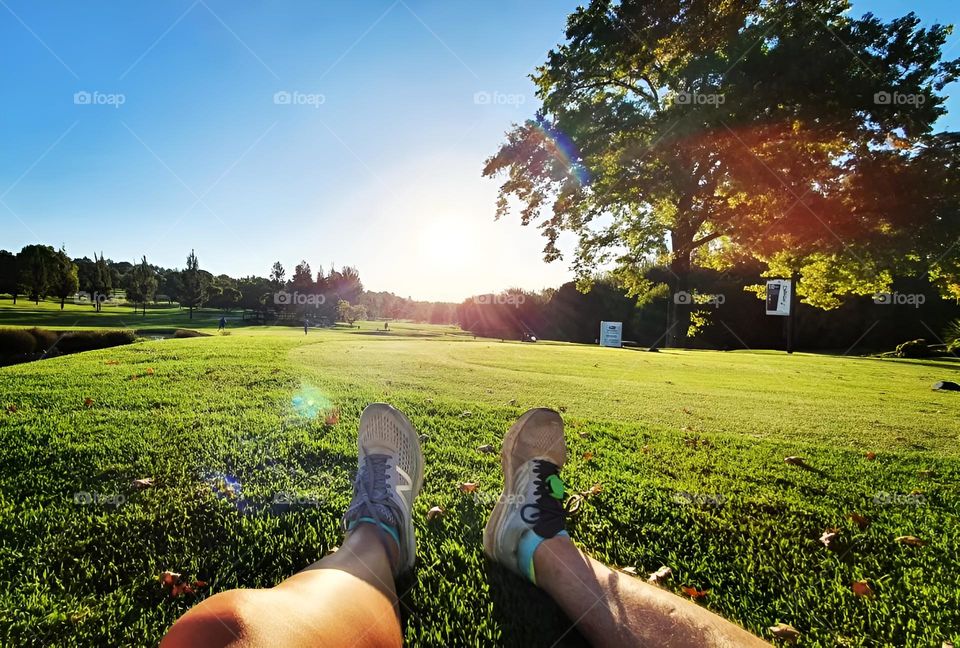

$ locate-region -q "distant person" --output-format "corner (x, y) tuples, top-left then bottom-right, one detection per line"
(304, 318), (308, 335)
(218, 316), (226, 331)
(162, 405), (770, 648)
(384, 321), (389, 331)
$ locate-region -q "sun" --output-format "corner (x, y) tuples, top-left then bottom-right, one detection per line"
(417, 222), (466, 266)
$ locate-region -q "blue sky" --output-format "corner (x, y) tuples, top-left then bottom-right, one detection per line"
(1, 0), (958, 301)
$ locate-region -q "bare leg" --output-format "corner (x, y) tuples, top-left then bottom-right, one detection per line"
(534, 535), (769, 648)
(160, 523), (402, 648)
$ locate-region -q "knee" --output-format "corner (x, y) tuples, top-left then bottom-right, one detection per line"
(161, 589), (253, 648)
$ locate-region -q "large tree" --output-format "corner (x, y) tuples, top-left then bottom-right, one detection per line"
(92, 253), (113, 312)
(0, 250), (19, 303)
(484, 0), (960, 346)
(180, 250), (205, 320)
(124, 256), (158, 316)
(19, 244), (55, 305)
(51, 246), (79, 310)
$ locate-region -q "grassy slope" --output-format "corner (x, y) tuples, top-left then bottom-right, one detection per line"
(1, 311), (959, 646)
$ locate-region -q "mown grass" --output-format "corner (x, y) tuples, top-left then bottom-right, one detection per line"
(1, 315), (958, 646)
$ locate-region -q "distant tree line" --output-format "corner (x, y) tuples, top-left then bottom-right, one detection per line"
(458, 262), (960, 353)
(0, 245), (460, 325)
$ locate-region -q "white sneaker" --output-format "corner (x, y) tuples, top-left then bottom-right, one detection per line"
(483, 408), (568, 581)
(342, 403), (424, 575)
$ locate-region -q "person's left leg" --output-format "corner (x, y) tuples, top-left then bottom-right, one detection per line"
(161, 403), (424, 648)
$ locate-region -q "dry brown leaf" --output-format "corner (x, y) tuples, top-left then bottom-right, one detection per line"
(865, 452), (876, 461)
(192, 580), (208, 588)
(583, 483), (603, 497)
(681, 585), (710, 599)
(768, 623), (801, 643)
(477, 444), (495, 454)
(640, 445), (650, 454)
(620, 566), (637, 575)
(784, 456), (806, 466)
(145, 367), (155, 375)
(6, 405), (17, 413)
(427, 506), (445, 521)
(582, 451), (594, 461)
(895, 535), (926, 547)
(83, 398), (94, 408)
(160, 571), (180, 588)
(132, 478), (154, 489)
(848, 512), (870, 530)
(105, 360), (119, 365)
(852, 580), (874, 598)
(324, 408), (340, 426)
(647, 565), (672, 585)
(820, 528), (840, 549)
(459, 482), (477, 493)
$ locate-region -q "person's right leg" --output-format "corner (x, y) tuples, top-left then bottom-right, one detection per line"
(484, 408), (770, 648)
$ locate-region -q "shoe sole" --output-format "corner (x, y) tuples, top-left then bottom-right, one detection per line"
(482, 408), (563, 560)
(359, 403), (425, 573)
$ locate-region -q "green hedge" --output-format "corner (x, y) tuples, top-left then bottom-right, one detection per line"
(0, 328), (138, 365)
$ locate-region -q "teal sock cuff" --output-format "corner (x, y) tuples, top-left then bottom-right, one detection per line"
(518, 530), (568, 584)
(349, 516), (400, 548)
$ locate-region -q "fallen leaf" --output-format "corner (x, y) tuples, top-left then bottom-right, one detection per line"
(460, 410), (472, 418)
(459, 482), (477, 493)
(848, 512), (870, 530)
(943, 642), (954, 648)
(328, 546), (339, 554)
(170, 581), (195, 597)
(418, 434), (430, 443)
(6, 405), (17, 413)
(477, 444), (495, 454)
(895, 535), (926, 547)
(324, 408), (340, 426)
(83, 398), (94, 408)
(647, 565), (672, 585)
(132, 478), (154, 489)
(160, 571), (180, 588)
(784, 456), (806, 466)
(582, 451), (594, 461)
(130, 375), (138, 381)
(768, 622), (801, 643)
(508, 399), (517, 406)
(640, 445), (650, 454)
(105, 360), (119, 365)
(820, 528), (840, 549)
(865, 452), (876, 461)
(852, 580), (874, 598)
(583, 483), (603, 497)
(918, 469), (935, 479)
(620, 566), (637, 575)
(145, 367), (155, 375)
(681, 585), (710, 599)
(192, 580), (208, 588)
(427, 506), (445, 521)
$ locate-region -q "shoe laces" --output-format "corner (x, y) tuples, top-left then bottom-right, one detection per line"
(343, 454), (398, 530)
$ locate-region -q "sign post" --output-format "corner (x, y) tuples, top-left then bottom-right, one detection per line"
(599, 321), (623, 348)
(765, 278), (796, 353)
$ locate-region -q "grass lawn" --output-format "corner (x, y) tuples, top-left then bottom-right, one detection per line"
(1, 299), (959, 646)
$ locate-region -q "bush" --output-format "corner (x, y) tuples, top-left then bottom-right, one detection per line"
(173, 329), (208, 338)
(946, 319), (960, 353)
(0, 328), (38, 356)
(56, 330), (137, 354)
(26, 327), (60, 352)
(894, 338), (932, 358)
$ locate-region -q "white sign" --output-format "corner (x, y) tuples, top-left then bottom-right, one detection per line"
(766, 280), (792, 316)
(599, 321), (623, 347)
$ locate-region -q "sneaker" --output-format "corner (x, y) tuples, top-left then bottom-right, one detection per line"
(342, 403), (424, 575)
(483, 408), (568, 583)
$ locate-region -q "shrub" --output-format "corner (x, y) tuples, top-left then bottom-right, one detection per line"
(946, 319), (960, 353)
(173, 329), (208, 338)
(894, 338), (932, 358)
(56, 330), (137, 354)
(0, 328), (38, 356)
(26, 327), (60, 352)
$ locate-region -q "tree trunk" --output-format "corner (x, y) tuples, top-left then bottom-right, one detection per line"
(60, 297), (65, 310)
(189, 306), (193, 320)
(668, 248), (692, 348)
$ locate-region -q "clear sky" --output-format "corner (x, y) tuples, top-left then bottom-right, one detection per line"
(1, 0), (958, 301)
